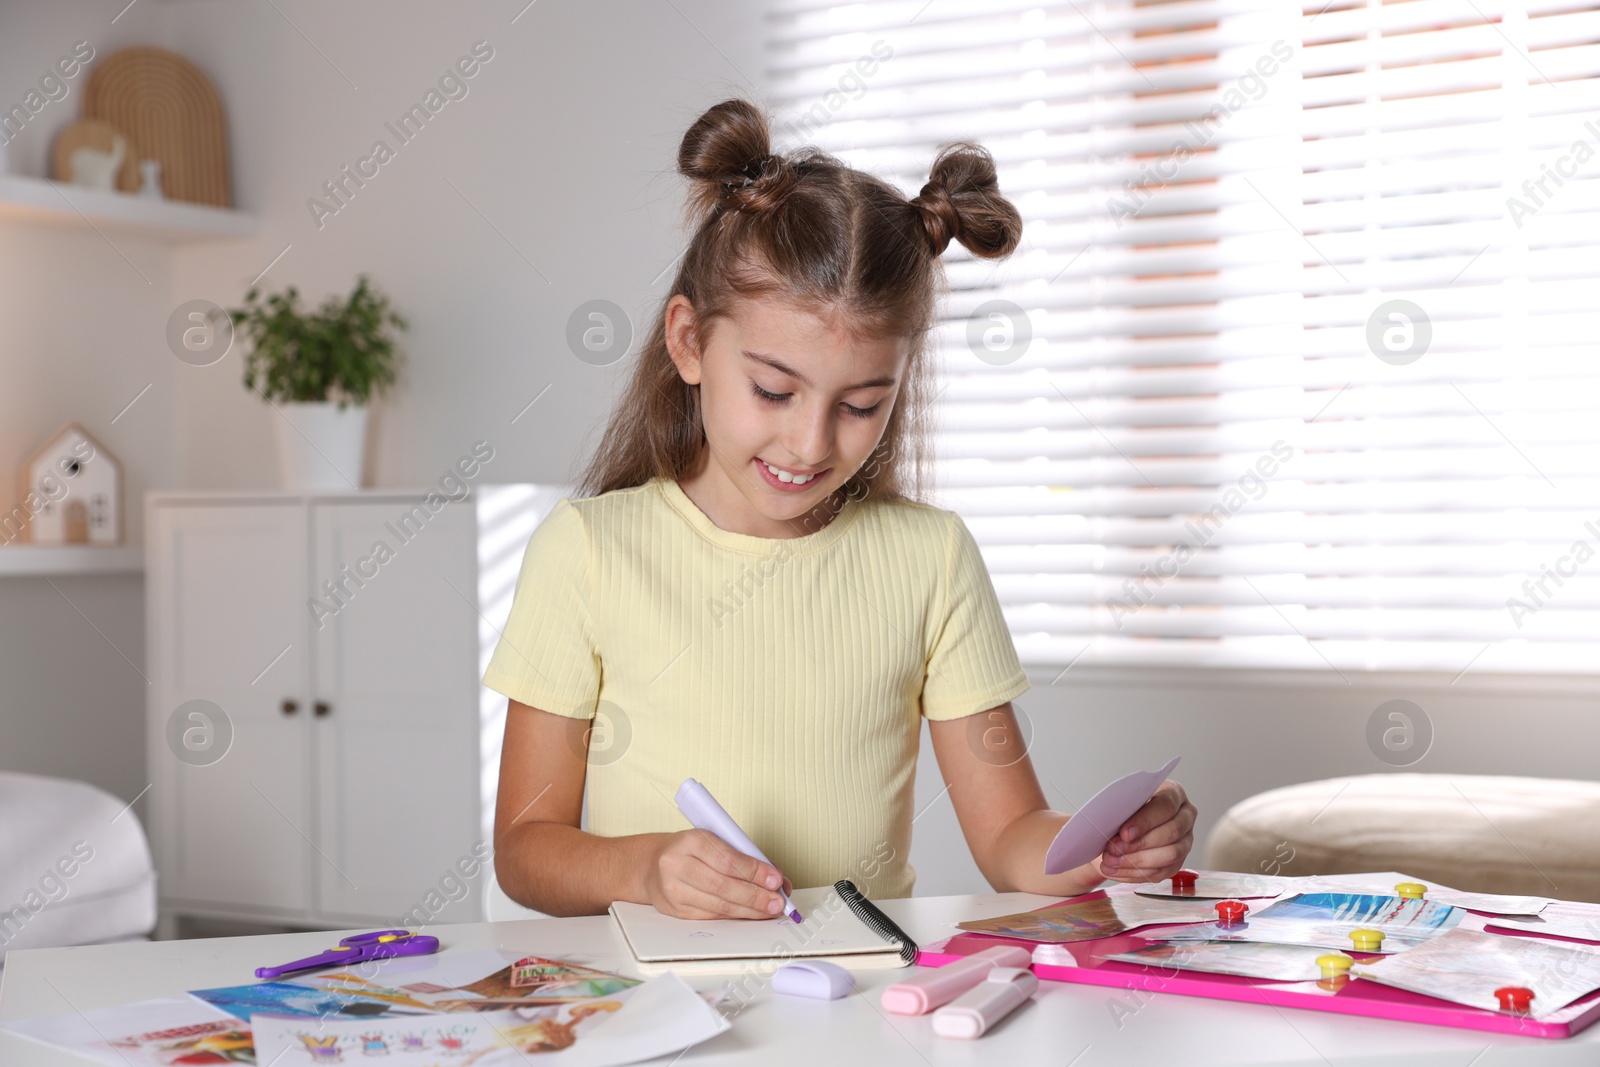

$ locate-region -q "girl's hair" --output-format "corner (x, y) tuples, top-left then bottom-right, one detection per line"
(575, 97), (1023, 512)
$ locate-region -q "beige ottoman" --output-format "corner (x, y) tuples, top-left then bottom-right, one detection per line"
(1205, 774), (1600, 904)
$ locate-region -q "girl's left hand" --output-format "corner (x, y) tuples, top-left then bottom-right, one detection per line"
(1097, 779), (1196, 884)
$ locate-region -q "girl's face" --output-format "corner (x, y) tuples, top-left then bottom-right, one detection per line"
(665, 292), (908, 538)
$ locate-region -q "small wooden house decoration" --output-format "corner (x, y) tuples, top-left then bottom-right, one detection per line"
(16, 423), (122, 545)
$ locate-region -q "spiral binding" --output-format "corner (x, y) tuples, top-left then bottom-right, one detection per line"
(834, 879), (918, 964)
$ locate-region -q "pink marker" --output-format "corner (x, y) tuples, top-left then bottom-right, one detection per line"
(880, 945), (1033, 1015)
(932, 966), (1039, 1039)
(675, 778), (802, 922)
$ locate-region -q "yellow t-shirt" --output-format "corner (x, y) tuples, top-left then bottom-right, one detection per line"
(481, 476), (1029, 898)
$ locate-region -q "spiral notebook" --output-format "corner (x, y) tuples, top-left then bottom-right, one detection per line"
(609, 881), (917, 976)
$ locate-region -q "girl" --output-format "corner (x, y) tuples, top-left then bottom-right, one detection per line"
(486, 99), (1195, 920)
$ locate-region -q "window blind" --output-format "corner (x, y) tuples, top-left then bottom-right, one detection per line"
(764, 0), (1600, 676)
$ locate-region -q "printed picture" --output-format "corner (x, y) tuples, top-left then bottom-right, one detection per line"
(110, 1020), (256, 1065)
(1134, 874), (1287, 900)
(188, 980), (430, 1021)
(1352, 927), (1600, 1018)
(1096, 938), (1340, 982)
(1160, 892), (1463, 954)
(290, 951), (641, 1012)
(250, 974), (730, 1067)
(0, 997), (258, 1067)
(957, 894), (1220, 943)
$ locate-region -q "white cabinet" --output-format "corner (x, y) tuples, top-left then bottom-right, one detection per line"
(145, 489), (521, 929)
(147, 502), (312, 915)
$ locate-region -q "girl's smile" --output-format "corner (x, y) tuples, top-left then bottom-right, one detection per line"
(753, 456), (829, 491)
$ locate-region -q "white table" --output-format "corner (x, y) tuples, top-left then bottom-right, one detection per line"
(4, 892), (1598, 1066)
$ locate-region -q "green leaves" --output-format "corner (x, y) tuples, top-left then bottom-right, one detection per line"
(224, 274), (407, 407)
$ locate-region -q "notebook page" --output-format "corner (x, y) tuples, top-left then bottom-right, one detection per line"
(610, 885), (899, 962)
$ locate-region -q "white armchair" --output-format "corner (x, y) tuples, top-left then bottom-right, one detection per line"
(0, 773), (157, 965)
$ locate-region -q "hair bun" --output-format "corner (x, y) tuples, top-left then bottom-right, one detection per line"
(679, 99), (797, 219)
(912, 142), (1023, 260)
(912, 182), (959, 257)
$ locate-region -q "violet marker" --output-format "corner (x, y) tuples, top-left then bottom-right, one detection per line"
(675, 778), (803, 923)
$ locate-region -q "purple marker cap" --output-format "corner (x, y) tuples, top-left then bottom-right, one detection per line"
(675, 778), (803, 923)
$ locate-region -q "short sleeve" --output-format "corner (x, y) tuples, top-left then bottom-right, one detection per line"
(480, 499), (601, 719)
(919, 511), (1030, 721)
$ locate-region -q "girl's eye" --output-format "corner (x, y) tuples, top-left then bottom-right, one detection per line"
(750, 381), (882, 420)
(751, 382), (789, 405)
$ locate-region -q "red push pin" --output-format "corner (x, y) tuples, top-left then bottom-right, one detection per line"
(1172, 870), (1198, 894)
(1215, 899), (1249, 924)
(1494, 987), (1535, 1014)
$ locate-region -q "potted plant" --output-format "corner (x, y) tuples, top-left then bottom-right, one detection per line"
(223, 275), (407, 490)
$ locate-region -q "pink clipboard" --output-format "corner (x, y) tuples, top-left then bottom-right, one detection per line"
(917, 885), (1600, 1040)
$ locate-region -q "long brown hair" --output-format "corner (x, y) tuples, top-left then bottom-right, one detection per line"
(575, 97), (1023, 510)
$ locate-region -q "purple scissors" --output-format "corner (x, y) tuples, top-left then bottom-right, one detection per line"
(255, 929), (440, 979)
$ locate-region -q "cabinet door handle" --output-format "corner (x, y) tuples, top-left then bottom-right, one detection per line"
(314, 701), (331, 718)
(282, 699), (299, 716)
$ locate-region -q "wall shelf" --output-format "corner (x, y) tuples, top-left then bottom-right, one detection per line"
(0, 545), (144, 577)
(0, 173), (256, 243)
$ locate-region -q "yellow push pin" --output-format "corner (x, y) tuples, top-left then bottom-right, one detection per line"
(1349, 928), (1384, 952)
(1395, 882), (1427, 900)
(1315, 953), (1354, 980)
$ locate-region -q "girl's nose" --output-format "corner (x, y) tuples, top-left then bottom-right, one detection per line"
(787, 403), (832, 468)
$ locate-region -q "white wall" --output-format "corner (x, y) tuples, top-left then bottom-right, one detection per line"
(1, 0), (181, 802)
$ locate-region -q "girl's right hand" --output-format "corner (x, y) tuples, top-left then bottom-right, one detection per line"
(643, 830), (793, 920)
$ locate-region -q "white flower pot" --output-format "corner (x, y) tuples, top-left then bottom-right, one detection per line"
(274, 401), (369, 490)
